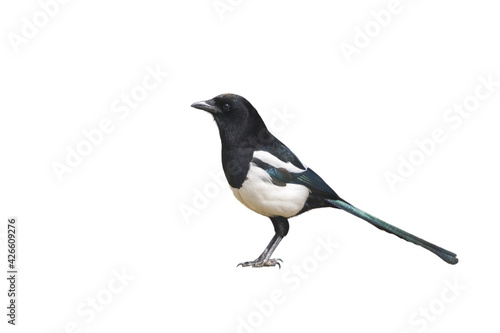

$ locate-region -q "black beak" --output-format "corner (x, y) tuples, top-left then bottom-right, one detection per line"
(191, 99), (220, 114)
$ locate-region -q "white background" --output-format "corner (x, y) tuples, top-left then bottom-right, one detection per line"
(1, 0), (499, 332)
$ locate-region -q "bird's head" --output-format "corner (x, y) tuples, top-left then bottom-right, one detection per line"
(191, 93), (267, 142)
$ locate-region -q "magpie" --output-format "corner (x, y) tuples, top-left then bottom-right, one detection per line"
(191, 93), (459, 268)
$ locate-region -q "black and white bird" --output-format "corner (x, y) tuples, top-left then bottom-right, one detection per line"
(191, 93), (458, 268)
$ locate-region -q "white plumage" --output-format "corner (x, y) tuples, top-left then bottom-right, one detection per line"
(252, 150), (307, 172)
(230, 151), (310, 218)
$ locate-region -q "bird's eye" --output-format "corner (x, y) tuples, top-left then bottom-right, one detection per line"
(223, 103), (231, 111)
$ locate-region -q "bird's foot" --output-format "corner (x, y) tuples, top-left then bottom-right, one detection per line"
(237, 258), (282, 268)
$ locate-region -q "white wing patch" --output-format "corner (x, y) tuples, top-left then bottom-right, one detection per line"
(252, 150), (307, 173)
(230, 162), (310, 218)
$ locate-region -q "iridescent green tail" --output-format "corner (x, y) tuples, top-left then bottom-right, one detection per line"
(326, 199), (458, 265)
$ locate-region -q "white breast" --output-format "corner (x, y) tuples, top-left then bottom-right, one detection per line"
(230, 162), (310, 218)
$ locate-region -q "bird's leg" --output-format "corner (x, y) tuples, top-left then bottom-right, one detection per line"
(237, 216), (289, 268)
(237, 233), (283, 268)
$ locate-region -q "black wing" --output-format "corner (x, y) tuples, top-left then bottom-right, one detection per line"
(257, 136), (306, 170)
(251, 157), (340, 199)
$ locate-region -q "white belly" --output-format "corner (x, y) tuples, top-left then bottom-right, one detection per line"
(230, 163), (310, 218)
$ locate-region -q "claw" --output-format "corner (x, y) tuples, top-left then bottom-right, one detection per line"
(237, 258), (283, 268)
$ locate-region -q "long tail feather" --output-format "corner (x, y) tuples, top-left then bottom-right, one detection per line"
(326, 199), (458, 265)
